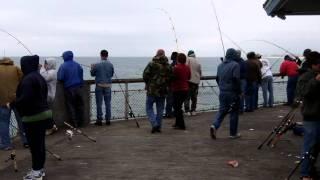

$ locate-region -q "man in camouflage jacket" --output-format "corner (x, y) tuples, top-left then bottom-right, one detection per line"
(143, 49), (172, 133)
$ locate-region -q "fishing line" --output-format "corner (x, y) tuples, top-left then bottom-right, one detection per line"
(157, 8), (179, 52)
(210, 0), (226, 57)
(0, 29), (33, 55)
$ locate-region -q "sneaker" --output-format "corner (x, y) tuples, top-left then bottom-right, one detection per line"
(0, 145), (13, 151)
(210, 125), (217, 139)
(94, 121), (102, 126)
(229, 133), (241, 139)
(23, 143), (29, 149)
(190, 112), (198, 116)
(106, 121), (111, 126)
(23, 170), (44, 180)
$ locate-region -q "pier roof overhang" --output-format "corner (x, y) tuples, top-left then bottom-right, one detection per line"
(263, 0), (320, 19)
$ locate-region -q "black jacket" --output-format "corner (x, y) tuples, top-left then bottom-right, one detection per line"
(13, 55), (49, 117)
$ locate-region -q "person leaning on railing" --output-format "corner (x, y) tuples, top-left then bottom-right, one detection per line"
(57, 51), (84, 128)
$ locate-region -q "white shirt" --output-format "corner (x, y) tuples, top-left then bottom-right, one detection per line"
(260, 58), (273, 78)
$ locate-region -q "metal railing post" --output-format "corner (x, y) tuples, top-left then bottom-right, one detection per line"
(124, 82), (129, 120)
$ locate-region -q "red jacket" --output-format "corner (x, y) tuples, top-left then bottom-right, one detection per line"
(280, 60), (299, 77)
(171, 64), (191, 92)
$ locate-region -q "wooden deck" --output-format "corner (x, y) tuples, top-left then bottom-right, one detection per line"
(0, 106), (303, 180)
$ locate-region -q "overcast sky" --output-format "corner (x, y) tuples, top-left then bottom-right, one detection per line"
(0, 0), (319, 57)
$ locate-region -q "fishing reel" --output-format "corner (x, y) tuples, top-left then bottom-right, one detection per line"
(66, 129), (74, 140)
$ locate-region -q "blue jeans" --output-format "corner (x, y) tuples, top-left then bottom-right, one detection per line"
(239, 79), (247, 112)
(13, 108), (28, 145)
(0, 107), (12, 149)
(245, 81), (258, 111)
(287, 76), (298, 105)
(212, 92), (239, 136)
(95, 86), (112, 121)
(261, 76), (274, 107)
(146, 96), (165, 128)
(301, 120), (320, 177)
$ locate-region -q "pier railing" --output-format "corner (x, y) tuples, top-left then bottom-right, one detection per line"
(10, 74), (287, 137)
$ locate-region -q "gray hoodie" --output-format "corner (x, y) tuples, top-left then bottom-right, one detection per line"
(216, 48), (241, 94)
(40, 58), (57, 104)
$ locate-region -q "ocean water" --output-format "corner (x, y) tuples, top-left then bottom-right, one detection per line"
(8, 56), (287, 120)
(9, 56), (284, 80)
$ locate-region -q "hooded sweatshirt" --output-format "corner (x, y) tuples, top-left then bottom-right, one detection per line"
(57, 51), (84, 89)
(143, 55), (172, 97)
(216, 48), (241, 94)
(186, 54), (202, 84)
(13, 55), (51, 122)
(40, 58), (57, 103)
(0, 58), (23, 106)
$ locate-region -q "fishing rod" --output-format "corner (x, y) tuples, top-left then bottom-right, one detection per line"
(64, 122), (97, 142)
(248, 39), (298, 58)
(157, 8), (179, 52)
(257, 105), (299, 150)
(286, 143), (320, 180)
(210, 0), (226, 57)
(0, 29), (33, 55)
(221, 32), (247, 55)
(4, 150), (18, 172)
(9, 122), (62, 161)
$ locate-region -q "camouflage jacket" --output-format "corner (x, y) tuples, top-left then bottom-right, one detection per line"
(143, 56), (173, 97)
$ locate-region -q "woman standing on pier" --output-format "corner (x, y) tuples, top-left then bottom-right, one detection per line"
(172, 53), (191, 130)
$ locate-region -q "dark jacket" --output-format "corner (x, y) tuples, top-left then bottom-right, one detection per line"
(57, 51), (84, 89)
(295, 70), (320, 121)
(13, 55), (50, 121)
(245, 59), (262, 83)
(235, 57), (247, 79)
(216, 49), (241, 94)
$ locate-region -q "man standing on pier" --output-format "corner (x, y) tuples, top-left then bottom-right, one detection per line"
(295, 51), (320, 180)
(57, 51), (84, 127)
(143, 49), (172, 133)
(91, 50), (114, 126)
(210, 48), (241, 139)
(184, 50), (202, 116)
(0, 57), (28, 150)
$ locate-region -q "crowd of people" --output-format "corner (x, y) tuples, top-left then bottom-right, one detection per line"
(0, 48), (319, 179)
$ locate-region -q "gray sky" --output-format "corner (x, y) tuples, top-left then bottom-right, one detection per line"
(0, 0), (319, 57)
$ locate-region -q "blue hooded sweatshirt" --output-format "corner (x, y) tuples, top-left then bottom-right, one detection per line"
(57, 51), (84, 89)
(216, 48), (241, 94)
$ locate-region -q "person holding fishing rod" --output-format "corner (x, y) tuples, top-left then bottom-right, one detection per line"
(210, 48), (241, 139)
(295, 51), (320, 180)
(0, 57), (28, 150)
(40, 58), (59, 135)
(57, 51), (85, 128)
(259, 54), (274, 108)
(90, 50), (114, 126)
(9, 55), (50, 180)
(280, 55), (299, 106)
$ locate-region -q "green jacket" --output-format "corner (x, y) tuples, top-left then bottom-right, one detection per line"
(296, 70), (320, 120)
(143, 56), (172, 97)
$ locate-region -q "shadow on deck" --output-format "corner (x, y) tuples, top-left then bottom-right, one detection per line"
(0, 106), (302, 180)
